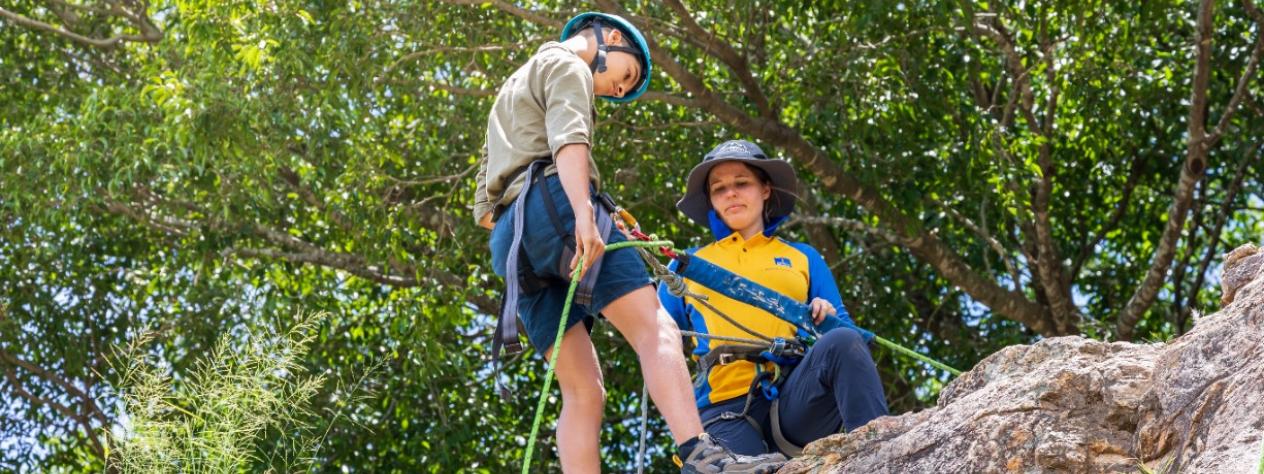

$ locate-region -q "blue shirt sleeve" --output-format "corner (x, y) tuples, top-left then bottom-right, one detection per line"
(657, 258), (690, 330)
(790, 242), (874, 342)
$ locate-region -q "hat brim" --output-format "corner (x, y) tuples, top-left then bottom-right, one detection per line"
(676, 157), (798, 226)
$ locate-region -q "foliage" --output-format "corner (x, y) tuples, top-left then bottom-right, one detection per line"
(107, 313), (324, 473)
(0, 0), (1262, 472)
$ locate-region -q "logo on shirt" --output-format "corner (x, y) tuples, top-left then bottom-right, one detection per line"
(773, 257), (792, 267)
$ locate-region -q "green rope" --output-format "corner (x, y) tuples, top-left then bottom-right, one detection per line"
(521, 240), (672, 474)
(873, 335), (962, 376)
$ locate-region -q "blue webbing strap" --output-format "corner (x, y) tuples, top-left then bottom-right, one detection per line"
(674, 253), (815, 336)
(673, 252), (875, 342)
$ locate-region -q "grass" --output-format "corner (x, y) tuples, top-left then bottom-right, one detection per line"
(1257, 435), (1264, 474)
(1134, 454), (1175, 474)
(105, 313), (326, 473)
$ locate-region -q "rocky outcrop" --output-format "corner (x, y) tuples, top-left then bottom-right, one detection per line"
(784, 244), (1264, 473)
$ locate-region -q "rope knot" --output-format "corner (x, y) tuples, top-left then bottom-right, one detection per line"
(663, 272), (688, 297)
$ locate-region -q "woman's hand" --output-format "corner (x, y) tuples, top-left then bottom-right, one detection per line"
(809, 297), (836, 325)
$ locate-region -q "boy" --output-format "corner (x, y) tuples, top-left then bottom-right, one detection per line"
(474, 12), (786, 473)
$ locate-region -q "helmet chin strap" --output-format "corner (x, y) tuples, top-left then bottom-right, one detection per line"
(588, 20), (609, 74)
(586, 20), (643, 77)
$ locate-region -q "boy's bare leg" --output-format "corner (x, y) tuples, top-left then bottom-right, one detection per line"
(601, 285), (704, 444)
(545, 324), (606, 473)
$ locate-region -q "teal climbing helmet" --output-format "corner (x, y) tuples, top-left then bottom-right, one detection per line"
(561, 12), (652, 103)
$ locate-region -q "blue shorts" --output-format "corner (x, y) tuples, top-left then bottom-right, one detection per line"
(490, 174), (653, 352)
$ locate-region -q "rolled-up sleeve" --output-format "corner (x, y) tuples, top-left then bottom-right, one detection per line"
(539, 56), (594, 157)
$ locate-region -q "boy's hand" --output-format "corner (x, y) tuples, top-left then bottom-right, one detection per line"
(478, 212), (494, 230)
(570, 203), (605, 278)
(809, 297), (836, 325)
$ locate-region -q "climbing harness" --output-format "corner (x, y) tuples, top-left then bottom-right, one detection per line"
(493, 159), (616, 398)
(511, 206), (963, 471)
(621, 211), (817, 456)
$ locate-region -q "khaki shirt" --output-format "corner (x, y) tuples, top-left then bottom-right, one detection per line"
(474, 42), (599, 225)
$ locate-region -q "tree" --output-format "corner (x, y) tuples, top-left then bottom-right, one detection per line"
(1, 0), (1262, 471)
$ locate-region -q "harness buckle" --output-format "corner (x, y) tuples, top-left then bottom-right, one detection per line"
(718, 353), (738, 366)
(504, 341), (523, 355)
(770, 337), (787, 356)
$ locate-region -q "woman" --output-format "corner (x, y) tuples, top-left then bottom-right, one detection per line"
(658, 139), (889, 457)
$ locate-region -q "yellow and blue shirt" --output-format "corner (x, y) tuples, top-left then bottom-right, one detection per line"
(659, 211), (864, 408)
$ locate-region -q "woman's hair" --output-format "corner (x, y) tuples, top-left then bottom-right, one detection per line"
(745, 163), (773, 186)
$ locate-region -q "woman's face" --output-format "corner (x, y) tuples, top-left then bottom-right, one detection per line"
(707, 162), (771, 233)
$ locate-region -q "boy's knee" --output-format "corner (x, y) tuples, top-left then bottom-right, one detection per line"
(655, 313), (683, 343)
(560, 378), (607, 408)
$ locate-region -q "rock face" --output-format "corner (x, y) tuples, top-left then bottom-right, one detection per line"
(783, 244), (1264, 474)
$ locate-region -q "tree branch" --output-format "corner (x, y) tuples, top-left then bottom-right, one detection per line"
(974, 21), (1040, 129)
(795, 195), (848, 276)
(0, 2), (162, 49)
(1070, 153), (1145, 281)
(437, 0), (561, 28)
(428, 82), (495, 97)
(659, 0), (774, 118)
(640, 90), (703, 108)
(104, 190), (498, 315)
(1180, 142), (1260, 331)
(956, 4), (1075, 328)
(386, 42), (537, 76)
(2, 365), (105, 457)
(1117, 0), (1217, 340)
(1206, 0), (1264, 146)
(937, 202), (1024, 292)
(0, 348), (110, 429)
(1169, 178), (1208, 329)
(278, 166), (354, 232)
(225, 246), (419, 286)
(791, 216), (902, 245)
(103, 199), (191, 237)
(976, 8), (1076, 331)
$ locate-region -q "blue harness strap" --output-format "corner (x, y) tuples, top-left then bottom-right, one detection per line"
(673, 252), (818, 339)
(494, 161), (550, 364)
(672, 252), (875, 342)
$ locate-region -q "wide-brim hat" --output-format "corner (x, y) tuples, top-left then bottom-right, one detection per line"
(676, 140), (798, 226)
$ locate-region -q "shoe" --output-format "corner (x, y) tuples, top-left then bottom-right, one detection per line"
(678, 433), (788, 473)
